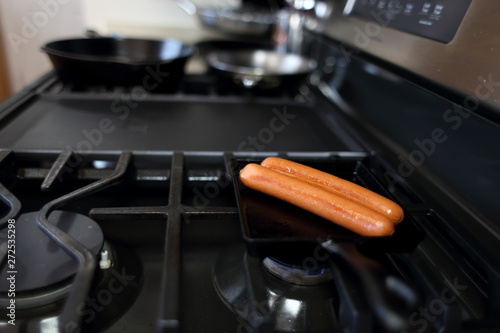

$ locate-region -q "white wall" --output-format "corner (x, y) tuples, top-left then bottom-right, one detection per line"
(0, 0), (87, 93)
(0, 0), (238, 94)
(84, 0), (199, 34)
(82, 0), (237, 40)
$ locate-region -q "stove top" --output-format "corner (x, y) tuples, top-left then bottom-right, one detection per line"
(0, 148), (497, 332)
(0, 49), (499, 332)
(0, 74), (354, 153)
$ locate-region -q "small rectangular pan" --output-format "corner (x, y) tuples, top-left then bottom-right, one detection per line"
(230, 157), (424, 332)
(231, 157), (423, 258)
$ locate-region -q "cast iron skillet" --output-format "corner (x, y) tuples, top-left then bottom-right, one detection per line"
(231, 158), (424, 333)
(41, 37), (195, 90)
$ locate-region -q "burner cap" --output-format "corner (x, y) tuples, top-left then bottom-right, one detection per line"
(263, 256), (333, 286)
(213, 243), (337, 332)
(0, 210), (104, 293)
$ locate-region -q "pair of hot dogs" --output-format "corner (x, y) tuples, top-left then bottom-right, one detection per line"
(239, 157), (404, 237)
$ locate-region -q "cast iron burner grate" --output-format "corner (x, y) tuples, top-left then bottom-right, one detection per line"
(0, 210), (104, 302)
(0, 149), (498, 332)
(0, 152), (144, 332)
(38, 74), (311, 102)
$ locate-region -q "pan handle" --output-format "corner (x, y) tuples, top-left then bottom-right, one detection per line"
(322, 240), (419, 333)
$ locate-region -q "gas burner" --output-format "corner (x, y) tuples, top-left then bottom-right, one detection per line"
(0, 210), (103, 308)
(262, 256), (333, 286)
(213, 243), (338, 332)
(0, 210), (143, 331)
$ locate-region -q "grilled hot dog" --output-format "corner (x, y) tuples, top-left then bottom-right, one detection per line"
(260, 157), (404, 224)
(239, 163), (395, 237)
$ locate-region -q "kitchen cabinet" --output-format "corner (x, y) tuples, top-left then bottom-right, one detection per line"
(0, 27), (10, 102)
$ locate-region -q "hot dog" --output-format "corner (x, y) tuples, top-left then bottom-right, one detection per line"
(260, 157), (404, 224)
(239, 163), (395, 237)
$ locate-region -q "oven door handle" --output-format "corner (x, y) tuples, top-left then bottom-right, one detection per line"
(322, 240), (419, 333)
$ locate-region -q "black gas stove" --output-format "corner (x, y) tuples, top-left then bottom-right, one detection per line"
(1, 13), (500, 333)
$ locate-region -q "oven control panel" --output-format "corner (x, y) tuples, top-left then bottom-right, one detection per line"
(343, 0), (472, 43)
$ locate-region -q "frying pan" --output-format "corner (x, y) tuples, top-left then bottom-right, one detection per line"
(231, 158), (424, 332)
(174, 0), (274, 37)
(41, 37), (195, 90)
(194, 39), (274, 76)
(206, 49), (317, 91)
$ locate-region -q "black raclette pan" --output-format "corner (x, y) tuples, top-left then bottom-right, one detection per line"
(230, 157), (424, 333)
(231, 158), (423, 257)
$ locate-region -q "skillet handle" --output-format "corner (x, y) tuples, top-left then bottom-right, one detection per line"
(322, 240), (419, 333)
